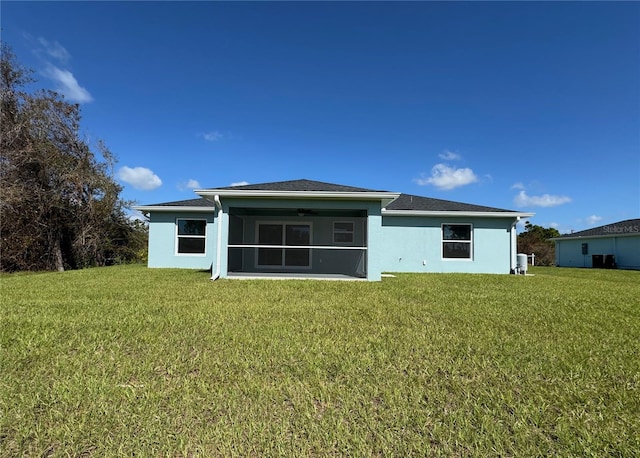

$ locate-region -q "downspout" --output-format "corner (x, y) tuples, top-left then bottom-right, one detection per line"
(211, 195), (223, 281)
(510, 217), (520, 273)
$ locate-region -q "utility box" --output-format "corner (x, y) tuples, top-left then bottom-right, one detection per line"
(604, 255), (616, 269)
(592, 254), (604, 268)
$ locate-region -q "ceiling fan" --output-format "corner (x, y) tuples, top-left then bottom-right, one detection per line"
(296, 208), (318, 216)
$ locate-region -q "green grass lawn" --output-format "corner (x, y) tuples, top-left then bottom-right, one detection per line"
(1, 265), (639, 456)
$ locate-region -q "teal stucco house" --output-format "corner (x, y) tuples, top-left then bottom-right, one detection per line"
(136, 179), (534, 281)
(551, 219), (640, 270)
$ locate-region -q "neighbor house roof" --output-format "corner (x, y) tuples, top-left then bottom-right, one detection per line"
(552, 218), (640, 240)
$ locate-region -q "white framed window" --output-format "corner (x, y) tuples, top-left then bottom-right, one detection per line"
(176, 219), (207, 255)
(442, 223), (473, 260)
(256, 222), (312, 268)
(333, 221), (355, 244)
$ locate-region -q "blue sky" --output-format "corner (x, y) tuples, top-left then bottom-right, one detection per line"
(3, 1), (639, 233)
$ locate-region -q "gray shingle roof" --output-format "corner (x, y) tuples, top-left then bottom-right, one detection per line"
(385, 193), (515, 213)
(142, 179), (521, 213)
(210, 179), (384, 193)
(150, 198), (214, 207)
(557, 219), (640, 238)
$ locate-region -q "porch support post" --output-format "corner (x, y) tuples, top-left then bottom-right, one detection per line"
(365, 202), (383, 281)
(218, 202), (230, 279)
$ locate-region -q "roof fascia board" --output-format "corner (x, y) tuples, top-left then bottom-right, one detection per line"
(134, 205), (216, 212)
(195, 189), (399, 199)
(196, 189), (400, 203)
(551, 232), (640, 241)
(382, 210), (534, 218)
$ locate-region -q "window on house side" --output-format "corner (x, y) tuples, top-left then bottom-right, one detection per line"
(177, 219), (206, 254)
(442, 224), (472, 259)
(333, 221), (354, 244)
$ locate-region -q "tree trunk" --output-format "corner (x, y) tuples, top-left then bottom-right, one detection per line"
(54, 235), (65, 272)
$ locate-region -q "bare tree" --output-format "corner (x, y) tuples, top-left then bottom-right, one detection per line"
(1, 44), (147, 272)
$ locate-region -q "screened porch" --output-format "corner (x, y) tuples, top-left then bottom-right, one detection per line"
(226, 207), (368, 279)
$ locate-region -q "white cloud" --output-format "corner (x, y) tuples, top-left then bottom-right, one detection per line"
(513, 190), (571, 208)
(30, 36), (92, 104)
(202, 131), (223, 142)
(37, 37), (71, 63)
(43, 64), (93, 103)
(586, 215), (602, 225)
(414, 163), (478, 190)
(178, 179), (201, 191)
(117, 166), (162, 191)
(230, 181), (249, 187)
(438, 150), (461, 161)
(511, 182), (525, 190)
(186, 179), (201, 189)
